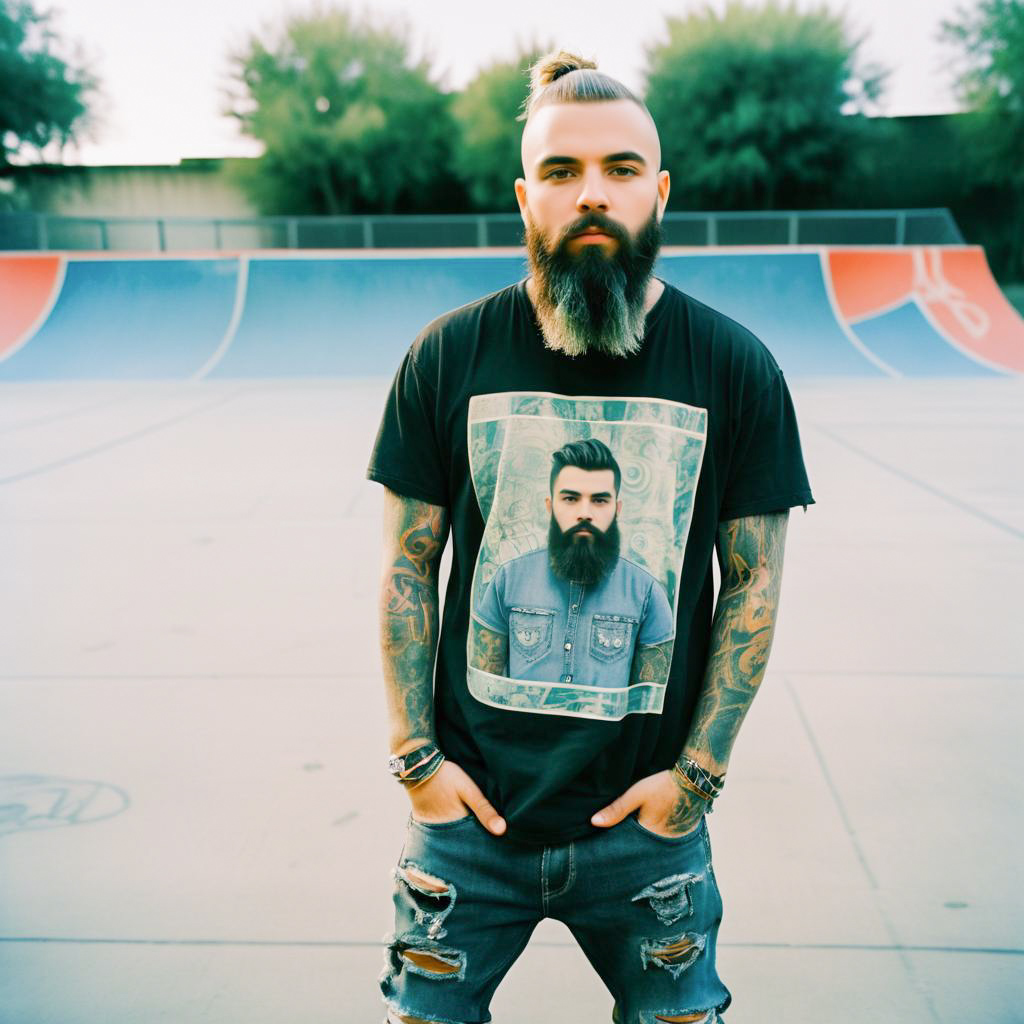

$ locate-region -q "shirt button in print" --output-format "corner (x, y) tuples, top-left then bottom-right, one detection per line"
(566, 675), (573, 682)
(571, 603), (578, 611)
(564, 642), (572, 651)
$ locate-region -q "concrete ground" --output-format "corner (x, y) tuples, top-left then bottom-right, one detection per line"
(0, 376), (1021, 1023)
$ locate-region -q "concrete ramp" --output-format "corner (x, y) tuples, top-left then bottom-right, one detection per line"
(1, 246), (1021, 379)
(828, 248), (1024, 375)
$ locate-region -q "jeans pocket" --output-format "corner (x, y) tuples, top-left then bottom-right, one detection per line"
(590, 614), (637, 663)
(408, 811), (475, 831)
(509, 607), (555, 665)
(626, 811), (706, 846)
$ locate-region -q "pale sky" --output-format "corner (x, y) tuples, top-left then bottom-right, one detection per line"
(35, 0), (975, 166)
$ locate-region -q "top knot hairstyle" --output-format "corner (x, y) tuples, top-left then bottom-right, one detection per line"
(516, 49), (654, 125)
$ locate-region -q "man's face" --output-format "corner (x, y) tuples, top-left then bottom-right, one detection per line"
(546, 465), (620, 534)
(516, 99), (669, 255)
(514, 100), (671, 358)
(546, 465), (622, 585)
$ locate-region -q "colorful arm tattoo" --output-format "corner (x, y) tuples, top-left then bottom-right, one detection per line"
(469, 619), (509, 675)
(681, 510), (789, 778)
(378, 488), (449, 754)
(629, 639), (674, 686)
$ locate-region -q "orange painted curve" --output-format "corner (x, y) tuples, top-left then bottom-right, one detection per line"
(828, 247), (1024, 372)
(0, 255), (63, 358)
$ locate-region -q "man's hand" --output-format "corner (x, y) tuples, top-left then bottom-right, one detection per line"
(590, 770), (707, 838)
(408, 760), (507, 836)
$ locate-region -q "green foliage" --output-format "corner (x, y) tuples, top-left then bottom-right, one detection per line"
(941, 1), (1023, 187)
(941, 1), (1024, 278)
(224, 5), (463, 215)
(643, 0), (887, 210)
(451, 44), (548, 212)
(0, 0), (97, 172)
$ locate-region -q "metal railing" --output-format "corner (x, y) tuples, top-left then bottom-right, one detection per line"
(0, 208), (963, 251)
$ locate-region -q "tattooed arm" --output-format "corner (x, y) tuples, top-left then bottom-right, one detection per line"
(628, 639), (674, 686)
(378, 487), (449, 758)
(680, 510), (790, 779)
(590, 510), (789, 836)
(378, 488), (509, 833)
(469, 619), (508, 675)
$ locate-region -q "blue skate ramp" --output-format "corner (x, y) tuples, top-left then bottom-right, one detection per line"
(2, 248), (1022, 379)
(206, 256), (527, 378)
(850, 301), (1001, 377)
(659, 251), (885, 376)
(0, 258), (239, 381)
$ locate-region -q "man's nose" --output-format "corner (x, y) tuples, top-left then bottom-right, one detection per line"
(576, 170), (609, 213)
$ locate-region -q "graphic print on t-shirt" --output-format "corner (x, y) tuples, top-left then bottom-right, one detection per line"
(467, 391), (707, 722)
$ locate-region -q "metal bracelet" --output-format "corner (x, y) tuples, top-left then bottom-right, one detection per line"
(673, 758), (723, 800)
(404, 754), (445, 790)
(398, 747), (444, 786)
(672, 767), (718, 813)
(389, 742), (444, 786)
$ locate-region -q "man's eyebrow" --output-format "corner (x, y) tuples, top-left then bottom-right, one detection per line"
(557, 488), (615, 499)
(538, 151), (647, 170)
(604, 151), (646, 165)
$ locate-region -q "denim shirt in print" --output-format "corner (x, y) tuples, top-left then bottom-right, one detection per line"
(474, 548), (675, 689)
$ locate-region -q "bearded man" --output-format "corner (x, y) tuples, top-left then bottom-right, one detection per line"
(473, 438), (674, 690)
(367, 48), (814, 1024)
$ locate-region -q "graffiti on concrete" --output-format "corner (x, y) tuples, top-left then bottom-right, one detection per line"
(0, 775), (130, 837)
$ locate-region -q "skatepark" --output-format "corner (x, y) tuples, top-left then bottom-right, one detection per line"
(1, 245), (1022, 1022)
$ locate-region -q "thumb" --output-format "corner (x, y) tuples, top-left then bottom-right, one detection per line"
(460, 779), (506, 836)
(591, 786), (641, 827)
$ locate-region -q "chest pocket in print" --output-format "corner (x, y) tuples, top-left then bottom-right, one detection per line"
(508, 607), (556, 665)
(590, 614), (638, 663)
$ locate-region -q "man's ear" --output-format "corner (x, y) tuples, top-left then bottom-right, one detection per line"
(656, 169), (670, 219)
(545, 495), (552, 514)
(616, 499), (623, 518)
(515, 178), (528, 222)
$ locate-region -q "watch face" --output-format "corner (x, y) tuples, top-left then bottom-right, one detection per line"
(387, 756), (403, 772)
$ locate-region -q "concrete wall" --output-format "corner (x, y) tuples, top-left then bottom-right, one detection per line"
(8, 159), (258, 219)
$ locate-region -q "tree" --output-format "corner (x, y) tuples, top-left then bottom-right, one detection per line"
(941, 0), (1024, 279)
(451, 45), (548, 212)
(643, 0), (887, 210)
(224, 5), (463, 215)
(0, 0), (97, 172)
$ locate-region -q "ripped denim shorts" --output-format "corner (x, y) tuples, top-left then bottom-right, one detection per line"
(379, 810), (732, 1024)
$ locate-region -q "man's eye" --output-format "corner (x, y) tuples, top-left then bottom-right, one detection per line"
(611, 166), (638, 176)
(545, 168), (573, 179)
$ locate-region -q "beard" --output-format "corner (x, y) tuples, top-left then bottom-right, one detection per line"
(525, 202), (662, 358)
(548, 516), (621, 586)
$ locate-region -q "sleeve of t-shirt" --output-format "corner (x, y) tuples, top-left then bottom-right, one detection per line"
(474, 566), (508, 633)
(365, 342), (448, 507)
(637, 579), (675, 646)
(719, 366), (815, 522)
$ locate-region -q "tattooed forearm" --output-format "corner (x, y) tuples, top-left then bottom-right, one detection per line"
(681, 511), (789, 777)
(378, 488), (449, 754)
(469, 619), (508, 675)
(629, 639), (674, 685)
(665, 780), (709, 835)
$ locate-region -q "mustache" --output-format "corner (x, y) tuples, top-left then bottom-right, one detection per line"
(564, 521), (605, 537)
(557, 212), (630, 249)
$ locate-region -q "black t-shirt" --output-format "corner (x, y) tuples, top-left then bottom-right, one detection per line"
(366, 276), (814, 846)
